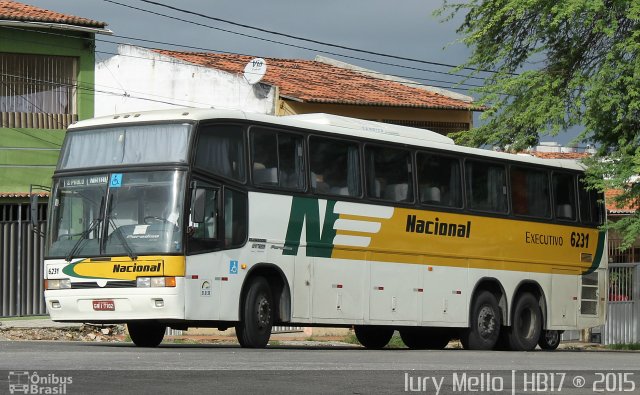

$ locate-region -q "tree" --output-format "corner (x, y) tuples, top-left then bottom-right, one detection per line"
(437, 0), (640, 247)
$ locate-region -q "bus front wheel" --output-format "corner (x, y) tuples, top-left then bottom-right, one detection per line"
(127, 322), (166, 347)
(236, 277), (273, 348)
(461, 290), (501, 350)
(507, 292), (542, 351)
(354, 326), (394, 349)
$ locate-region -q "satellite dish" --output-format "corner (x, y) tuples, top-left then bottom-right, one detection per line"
(243, 58), (267, 84)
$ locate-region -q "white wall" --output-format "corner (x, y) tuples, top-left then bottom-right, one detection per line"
(95, 45), (276, 117)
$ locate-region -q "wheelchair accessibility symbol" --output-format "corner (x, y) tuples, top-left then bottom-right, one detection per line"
(110, 173), (123, 188)
(229, 260), (238, 274)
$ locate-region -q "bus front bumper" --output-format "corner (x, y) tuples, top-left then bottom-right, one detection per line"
(44, 284), (185, 323)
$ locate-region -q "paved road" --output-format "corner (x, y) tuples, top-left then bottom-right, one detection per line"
(1, 341), (638, 394)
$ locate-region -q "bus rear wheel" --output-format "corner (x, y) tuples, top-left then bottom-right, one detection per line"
(127, 322), (166, 347)
(236, 277), (273, 348)
(354, 326), (394, 349)
(400, 328), (450, 350)
(461, 290), (501, 350)
(538, 330), (561, 351)
(507, 292), (542, 351)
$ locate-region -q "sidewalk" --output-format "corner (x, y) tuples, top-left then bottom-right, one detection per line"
(0, 317), (82, 329)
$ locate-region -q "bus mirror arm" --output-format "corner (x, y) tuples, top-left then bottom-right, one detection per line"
(29, 184), (50, 237)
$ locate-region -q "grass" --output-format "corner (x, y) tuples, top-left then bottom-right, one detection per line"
(606, 343), (640, 351)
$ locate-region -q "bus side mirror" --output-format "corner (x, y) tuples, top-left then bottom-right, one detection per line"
(191, 188), (207, 223)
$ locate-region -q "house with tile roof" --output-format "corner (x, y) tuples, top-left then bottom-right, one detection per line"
(95, 44), (482, 136)
(0, 0), (110, 214)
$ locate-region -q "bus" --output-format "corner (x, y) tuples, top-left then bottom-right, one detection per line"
(38, 109), (607, 351)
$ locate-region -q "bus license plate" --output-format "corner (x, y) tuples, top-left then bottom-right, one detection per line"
(92, 300), (115, 311)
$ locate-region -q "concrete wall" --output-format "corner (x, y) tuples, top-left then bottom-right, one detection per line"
(95, 45), (276, 116)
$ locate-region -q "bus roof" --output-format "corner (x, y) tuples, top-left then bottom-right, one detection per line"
(70, 108), (586, 171)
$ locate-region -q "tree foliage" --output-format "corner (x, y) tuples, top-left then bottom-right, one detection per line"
(438, 0), (640, 246)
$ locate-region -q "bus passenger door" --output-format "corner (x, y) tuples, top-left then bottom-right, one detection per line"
(184, 184), (223, 321)
(184, 254), (222, 320)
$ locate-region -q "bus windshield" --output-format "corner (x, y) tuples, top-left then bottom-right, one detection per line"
(47, 170), (186, 258)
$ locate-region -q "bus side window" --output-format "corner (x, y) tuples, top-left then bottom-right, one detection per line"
(510, 166), (551, 218)
(224, 188), (247, 248)
(309, 136), (361, 197)
(365, 145), (413, 202)
(250, 128), (305, 190)
(195, 124), (246, 182)
(465, 160), (508, 213)
(552, 173), (577, 221)
(416, 152), (462, 208)
(578, 177), (604, 225)
(190, 188), (218, 240)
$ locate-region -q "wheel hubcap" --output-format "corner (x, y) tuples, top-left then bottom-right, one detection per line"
(478, 306), (496, 338)
(545, 331), (558, 344)
(256, 296), (270, 329)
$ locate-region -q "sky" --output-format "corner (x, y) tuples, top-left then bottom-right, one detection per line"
(24, 0), (579, 145)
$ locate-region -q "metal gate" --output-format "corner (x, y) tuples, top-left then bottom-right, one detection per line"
(0, 203), (47, 317)
(602, 263), (639, 345)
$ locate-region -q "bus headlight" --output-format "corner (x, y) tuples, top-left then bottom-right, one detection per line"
(46, 279), (71, 290)
(136, 277), (176, 288)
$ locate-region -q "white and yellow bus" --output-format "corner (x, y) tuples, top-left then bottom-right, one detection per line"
(40, 109), (607, 351)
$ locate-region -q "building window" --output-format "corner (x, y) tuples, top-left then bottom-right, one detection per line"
(0, 53), (77, 128)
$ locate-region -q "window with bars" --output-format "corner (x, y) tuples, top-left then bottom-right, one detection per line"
(0, 53), (77, 128)
(381, 120), (470, 135)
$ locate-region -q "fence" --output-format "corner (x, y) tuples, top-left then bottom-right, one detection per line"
(0, 214), (47, 317)
(602, 263), (639, 345)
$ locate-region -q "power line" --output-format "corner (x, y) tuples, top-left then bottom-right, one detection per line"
(133, 0), (506, 75)
(3, 25), (487, 92)
(99, 0), (491, 82)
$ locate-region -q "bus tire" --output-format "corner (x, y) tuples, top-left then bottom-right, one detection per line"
(461, 290), (501, 350)
(127, 322), (166, 347)
(400, 328), (450, 350)
(507, 292), (542, 351)
(354, 326), (394, 349)
(235, 277), (273, 348)
(538, 330), (561, 351)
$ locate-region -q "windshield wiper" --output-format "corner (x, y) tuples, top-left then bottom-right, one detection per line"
(106, 217), (138, 261)
(65, 217), (102, 263)
(65, 196), (104, 263)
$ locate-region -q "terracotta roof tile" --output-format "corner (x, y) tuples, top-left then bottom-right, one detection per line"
(0, 0), (107, 28)
(153, 50), (482, 111)
(529, 151), (590, 160)
(0, 192), (49, 198)
(605, 189), (638, 215)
